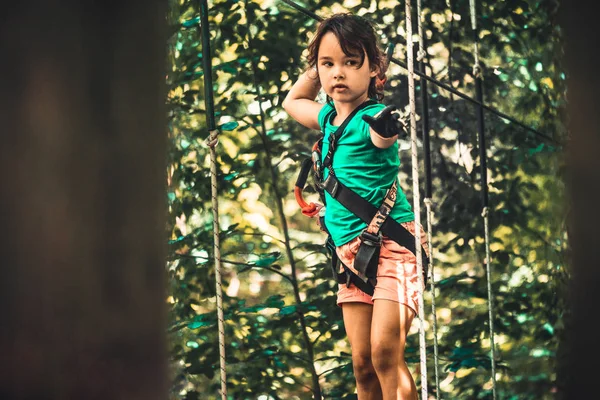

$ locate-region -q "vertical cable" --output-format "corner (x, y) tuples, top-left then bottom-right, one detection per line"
(199, 1), (227, 398)
(404, 1), (428, 398)
(416, 1), (440, 398)
(469, 0), (497, 397)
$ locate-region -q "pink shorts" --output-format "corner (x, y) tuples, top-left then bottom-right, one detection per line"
(335, 221), (429, 315)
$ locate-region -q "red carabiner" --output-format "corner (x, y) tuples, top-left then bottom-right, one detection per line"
(294, 187), (321, 217)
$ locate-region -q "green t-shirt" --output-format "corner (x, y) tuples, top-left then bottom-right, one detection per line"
(318, 101), (414, 246)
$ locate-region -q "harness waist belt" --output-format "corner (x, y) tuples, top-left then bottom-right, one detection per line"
(322, 172), (429, 272)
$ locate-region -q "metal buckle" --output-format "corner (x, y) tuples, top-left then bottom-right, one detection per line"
(312, 152), (322, 180)
(312, 151), (321, 168)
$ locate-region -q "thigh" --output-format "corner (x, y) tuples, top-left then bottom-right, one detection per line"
(336, 237), (375, 306)
(371, 239), (420, 315)
(342, 302), (374, 353)
(371, 299), (415, 353)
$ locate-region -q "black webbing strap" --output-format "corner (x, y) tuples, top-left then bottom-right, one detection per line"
(321, 99), (377, 170)
(327, 236), (378, 296)
(322, 172), (429, 277)
(295, 157), (313, 189)
(353, 181), (399, 287)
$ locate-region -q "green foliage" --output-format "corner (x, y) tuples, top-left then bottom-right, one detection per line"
(166, 0), (567, 398)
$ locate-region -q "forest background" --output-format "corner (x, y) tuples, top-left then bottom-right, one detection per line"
(166, 0), (567, 399)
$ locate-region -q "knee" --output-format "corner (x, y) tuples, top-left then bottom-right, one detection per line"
(371, 341), (401, 373)
(352, 351), (377, 384)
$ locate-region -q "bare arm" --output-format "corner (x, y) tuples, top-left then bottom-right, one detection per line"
(370, 128), (398, 149)
(282, 70), (324, 130)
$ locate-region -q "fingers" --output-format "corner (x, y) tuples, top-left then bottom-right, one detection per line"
(362, 114), (376, 124)
(384, 104), (398, 112)
(379, 105), (395, 118)
(363, 105), (402, 133)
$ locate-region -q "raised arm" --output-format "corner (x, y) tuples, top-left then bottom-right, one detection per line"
(282, 70), (324, 130)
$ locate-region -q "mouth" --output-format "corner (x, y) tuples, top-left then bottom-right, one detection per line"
(332, 84), (349, 91)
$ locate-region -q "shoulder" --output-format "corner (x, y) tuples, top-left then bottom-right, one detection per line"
(358, 102), (386, 118)
(351, 102), (385, 134)
(318, 101), (336, 129)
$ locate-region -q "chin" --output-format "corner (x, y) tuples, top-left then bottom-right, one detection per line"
(330, 93), (357, 103)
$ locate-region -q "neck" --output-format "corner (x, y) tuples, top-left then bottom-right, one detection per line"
(333, 93), (370, 122)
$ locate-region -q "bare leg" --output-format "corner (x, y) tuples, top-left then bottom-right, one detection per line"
(342, 302), (383, 400)
(370, 299), (417, 400)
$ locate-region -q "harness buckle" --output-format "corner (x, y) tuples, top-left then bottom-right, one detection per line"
(328, 135), (337, 152)
(360, 230), (382, 247)
(322, 173), (339, 197)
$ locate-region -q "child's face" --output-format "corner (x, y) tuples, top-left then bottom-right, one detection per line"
(317, 32), (377, 105)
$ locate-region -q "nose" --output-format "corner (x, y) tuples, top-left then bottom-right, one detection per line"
(333, 65), (345, 80)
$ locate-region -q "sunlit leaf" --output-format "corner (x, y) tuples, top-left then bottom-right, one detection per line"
(220, 121), (239, 131)
(181, 16), (200, 28)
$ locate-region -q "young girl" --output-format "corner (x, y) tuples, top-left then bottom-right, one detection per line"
(282, 13), (428, 400)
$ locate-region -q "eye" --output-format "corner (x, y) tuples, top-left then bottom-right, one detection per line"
(321, 61), (333, 67)
(346, 59), (359, 66)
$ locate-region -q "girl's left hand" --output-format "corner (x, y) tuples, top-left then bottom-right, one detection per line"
(362, 105), (407, 138)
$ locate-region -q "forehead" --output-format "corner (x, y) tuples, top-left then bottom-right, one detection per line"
(318, 32), (362, 58)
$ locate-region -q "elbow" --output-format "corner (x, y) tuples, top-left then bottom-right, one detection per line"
(282, 92), (292, 112)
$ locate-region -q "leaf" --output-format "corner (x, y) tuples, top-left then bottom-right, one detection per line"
(265, 294), (285, 308)
(219, 121), (239, 131)
(181, 16), (200, 28)
(278, 305), (297, 316)
(527, 143), (545, 156)
(436, 272), (470, 288)
(187, 320), (212, 329)
(253, 252), (282, 267)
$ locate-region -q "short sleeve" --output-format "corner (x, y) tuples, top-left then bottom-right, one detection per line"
(317, 102), (336, 131)
(358, 103), (386, 140)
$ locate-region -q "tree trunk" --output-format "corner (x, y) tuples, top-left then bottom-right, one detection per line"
(0, 2), (168, 399)
(559, 1), (600, 398)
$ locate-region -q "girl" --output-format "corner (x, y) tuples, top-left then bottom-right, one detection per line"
(282, 13), (428, 400)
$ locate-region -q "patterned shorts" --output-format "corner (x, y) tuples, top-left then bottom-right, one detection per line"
(335, 221), (429, 315)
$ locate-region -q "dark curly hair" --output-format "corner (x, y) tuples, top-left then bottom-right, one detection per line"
(306, 13), (388, 101)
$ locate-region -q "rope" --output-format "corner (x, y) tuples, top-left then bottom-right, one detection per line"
(469, 0), (497, 397)
(199, 1), (227, 397)
(425, 199), (441, 399)
(482, 207), (497, 399)
(414, 1), (441, 397)
(404, 2), (428, 398)
(469, 0), (481, 78)
(416, 0), (426, 62)
(206, 131), (228, 400)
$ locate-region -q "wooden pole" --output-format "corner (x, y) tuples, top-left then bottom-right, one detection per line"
(0, 2), (168, 399)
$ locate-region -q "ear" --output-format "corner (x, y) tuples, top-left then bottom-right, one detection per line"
(370, 65), (379, 78)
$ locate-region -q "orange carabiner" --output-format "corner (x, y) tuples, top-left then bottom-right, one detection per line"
(294, 187), (321, 217)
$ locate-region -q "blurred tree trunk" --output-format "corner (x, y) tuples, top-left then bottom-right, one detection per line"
(0, 2), (168, 399)
(559, 1), (600, 398)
